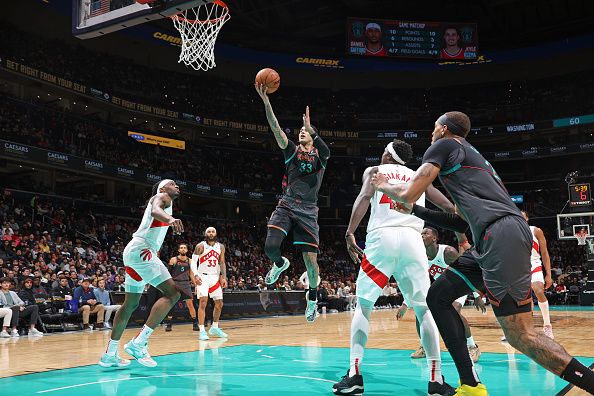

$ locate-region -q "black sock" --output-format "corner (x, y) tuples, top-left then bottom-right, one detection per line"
(561, 358), (594, 392)
(308, 288), (317, 301)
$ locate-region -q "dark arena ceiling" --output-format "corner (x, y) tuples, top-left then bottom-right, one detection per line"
(209, 0), (594, 55)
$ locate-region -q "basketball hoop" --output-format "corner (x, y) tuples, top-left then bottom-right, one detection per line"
(576, 232), (589, 245)
(170, 0), (230, 71)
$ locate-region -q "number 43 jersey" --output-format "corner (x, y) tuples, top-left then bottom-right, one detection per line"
(197, 241), (222, 275)
(367, 163), (425, 234)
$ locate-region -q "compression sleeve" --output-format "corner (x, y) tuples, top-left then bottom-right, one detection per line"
(191, 254), (199, 275)
(311, 132), (330, 162)
(411, 204), (469, 233)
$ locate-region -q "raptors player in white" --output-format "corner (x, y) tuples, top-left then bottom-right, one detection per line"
(398, 226), (484, 363)
(99, 179), (184, 368)
(334, 140), (456, 396)
(191, 227), (228, 341)
(523, 210), (554, 338)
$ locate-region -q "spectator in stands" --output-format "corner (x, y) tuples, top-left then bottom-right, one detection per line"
(111, 275), (125, 292)
(18, 278), (37, 306)
(68, 271), (78, 289)
(73, 277), (104, 330)
(93, 278), (120, 329)
(52, 276), (72, 298)
(0, 277), (43, 337)
(31, 276), (47, 294)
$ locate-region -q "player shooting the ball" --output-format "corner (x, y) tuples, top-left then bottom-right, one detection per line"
(255, 82), (330, 323)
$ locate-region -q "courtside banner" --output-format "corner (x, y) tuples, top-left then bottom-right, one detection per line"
(0, 140), (292, 205)
(128, 131), (186, 150)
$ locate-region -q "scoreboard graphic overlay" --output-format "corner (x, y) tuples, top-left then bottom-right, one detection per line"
(347, 18), (478, 60)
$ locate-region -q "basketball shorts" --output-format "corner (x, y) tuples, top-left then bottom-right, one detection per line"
(267, 198), (319, 252)
(123, 239), (172, 294)
(175, 280), (193, 299)
(196, 273), (223, 300)
(530, 259), (544, 284)
(474, 215), (532, 316)
(357, 227), (429, 307)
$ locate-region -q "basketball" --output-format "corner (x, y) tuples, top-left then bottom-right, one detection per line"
(255, 68), (280, 94)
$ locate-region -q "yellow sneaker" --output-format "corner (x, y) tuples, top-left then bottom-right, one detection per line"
(455, 383), (489, 396)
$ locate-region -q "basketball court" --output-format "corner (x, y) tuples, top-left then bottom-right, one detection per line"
(0, 1), (593, 395)
(2, 308), (593, 395)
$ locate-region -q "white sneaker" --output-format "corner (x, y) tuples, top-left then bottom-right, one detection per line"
(124, 339), (157, 367)
(104, 322), (112, 329)
(28, 328), (44, 336)
(0, 330), (10, 338)
(305, 290), (318, 323)
(265, 257), (290, 285)
(10, 329), (19, 338)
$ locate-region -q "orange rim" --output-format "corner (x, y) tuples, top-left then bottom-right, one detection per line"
(170, 0), (229, 24)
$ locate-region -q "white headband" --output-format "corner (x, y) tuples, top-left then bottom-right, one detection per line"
(158, 179), (174, 191)
(205, 227), (216, 234)
(386, 143), (405, 165)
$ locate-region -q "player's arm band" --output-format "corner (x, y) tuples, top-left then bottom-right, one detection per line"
(411, 204), (469, 233)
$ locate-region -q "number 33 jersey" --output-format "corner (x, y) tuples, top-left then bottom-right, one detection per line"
(367, 163), (425, 234)
(197, 241), (222, 275)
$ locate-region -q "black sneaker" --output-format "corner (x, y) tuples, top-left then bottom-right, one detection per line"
(428, 376), (456, 396)
(192, 321), (199, 331)
(332, 370), (364, 395)
(165, 323), (172, 332)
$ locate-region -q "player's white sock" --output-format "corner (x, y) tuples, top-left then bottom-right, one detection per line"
(467, 335), (476, 347)
(212, 322), (219, 328)
(199, 325), (205, 332)
(415, 306), (442, 383)
(540, 300), (551, 326)
(349, 298), (373, 377)
(134, 324), (154, 344)
(106, 339), (119, 356)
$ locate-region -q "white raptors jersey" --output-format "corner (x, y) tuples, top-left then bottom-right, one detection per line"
(197, 241), (221, 275)
(131, 197), (172, 251)
(530, 226), (542, 266)
(367, 164), (425, 233)
(428, 244), (448, 280)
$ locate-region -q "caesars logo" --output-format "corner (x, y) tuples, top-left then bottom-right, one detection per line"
(223, 188), (238, 196)
(580, 143), (594, 151)
(153, 32), (182, 47)
(550, 146), (567, 153)
(84, 160), (104, 171)
(146, 173), (162, 183)
(196, 184), (211, 193)
(4, 142), (29, 154)
(296, 57), (343, 69)
(522, 148), (538, 157)
(47, 152), (69, 163)
(494, 152), (510, 158)
(249, 192), (264, 200)
(117, 167), (134, 177)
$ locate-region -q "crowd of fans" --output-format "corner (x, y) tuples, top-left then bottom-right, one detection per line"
(0, 97), (356, 200)
(3, 25), (594, 131)
(1, 181), (591, 336)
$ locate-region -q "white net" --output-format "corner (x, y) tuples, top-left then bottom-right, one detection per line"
(577, 233), (588, 245)
(170, 0), (230, 71)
